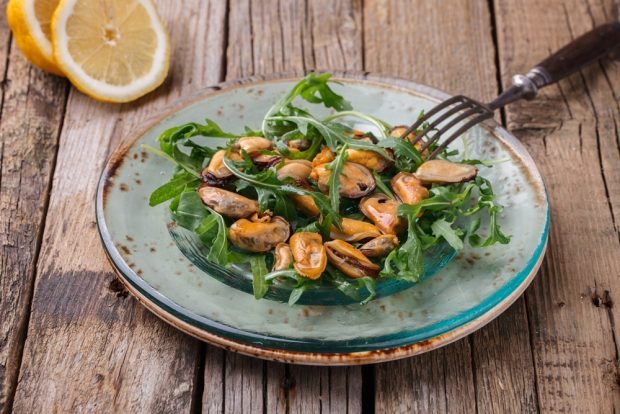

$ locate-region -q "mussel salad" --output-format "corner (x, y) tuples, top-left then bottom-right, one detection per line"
(147, 73), (510, 305)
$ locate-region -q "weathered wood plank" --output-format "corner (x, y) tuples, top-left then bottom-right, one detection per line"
(199, 1), (365, 413)
(0, 19), (68, 414)
(0, 0), (11, 105)
(10, 1), (228, 412)
(364, 0), (539, 412)
(375, 340), (475, 413)
(224, 354), (265, 414)
(287, 365), (363, 414)
(203, 346), (226, 414)
(265, 362), (287, 414)
(494, 0), (620, 411)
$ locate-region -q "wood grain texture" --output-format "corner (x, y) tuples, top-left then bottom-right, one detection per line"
(375, 340), (475, 414)
(2, 0), (618, 412)
(199, 1), (365, 413)
(364, 0), (539, 412)
(288, 365), (362, 414)
(0, 28), (68, 414)
(0, 0), (10, 108)
(494, 0), (620, 411)
(10, 1), (228, 412)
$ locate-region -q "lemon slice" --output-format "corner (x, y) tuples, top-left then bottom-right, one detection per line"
(51, 0), (170, 103)
(6, 0), (64, 75)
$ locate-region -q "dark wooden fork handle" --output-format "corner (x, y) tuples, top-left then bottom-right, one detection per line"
(488, 22), (620, 110)
(536, 22), (620, 85)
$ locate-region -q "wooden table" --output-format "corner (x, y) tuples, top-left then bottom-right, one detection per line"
(1, 0), (619, 412)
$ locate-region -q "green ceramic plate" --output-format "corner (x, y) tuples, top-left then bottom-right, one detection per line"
(96, 72), (549, 365)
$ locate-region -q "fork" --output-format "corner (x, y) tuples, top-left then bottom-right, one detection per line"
(400, 22), (620, 159)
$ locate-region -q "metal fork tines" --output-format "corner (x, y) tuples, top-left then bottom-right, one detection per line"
(399, 95), (494, 159)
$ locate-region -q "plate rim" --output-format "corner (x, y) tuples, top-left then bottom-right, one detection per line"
(96, 71), (549, 365)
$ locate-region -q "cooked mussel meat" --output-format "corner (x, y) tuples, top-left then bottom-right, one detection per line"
(234, 137), (273, 155)
(252, 153), (281, 168)
(288, 138), (312, 152)
(359, 234), (399, 258)
(289, 232), (327, 279)
(228, 215), (290, 253)
(291, 194), (320, 217)
(345, 148), (392, 172)
(414, 160), (477, 184)
(201, 150), (242, 184)
(391, 172), (429, 205)
(311, 146), (335, 167)
(198, 186), (259, 218)
(330, 218), (382, 242)
(324, 239), (380, 278)
(272, 243), (293, 271)
(277, 160), (313, 183)
(359, 193), (405, 234)
(389, 125), (415, 141)
(312, 162), (376, 198)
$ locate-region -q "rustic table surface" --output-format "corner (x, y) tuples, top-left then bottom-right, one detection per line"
(1, 0), (619, 412)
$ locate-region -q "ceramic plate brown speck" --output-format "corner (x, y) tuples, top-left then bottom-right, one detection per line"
(96, 72), (549, 365)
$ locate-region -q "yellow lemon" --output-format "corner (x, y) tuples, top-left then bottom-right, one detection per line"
(6, 0), (64, 75)
(51, 0), (170, 103)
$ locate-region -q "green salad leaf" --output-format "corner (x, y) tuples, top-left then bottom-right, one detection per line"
(149, 173), (199, 206)
(251, 255), (270, 299)
(381, 218), (424, 281)
(377, 137), (424, 171)
(171, 192), (238, 267)
(327, 144), (348, 212)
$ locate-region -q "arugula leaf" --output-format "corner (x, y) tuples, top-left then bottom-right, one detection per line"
(264, 73), (351, 118)
(372, 171), (395, 199)
(243, 126), (265, 136)
(158, 120), (236, 155)
(327, 145), (348, 212)
(203, 208), (231, 265)
(273, 128), (323, 160)
(325, 266), (377, 303)
(381, 218), (424, 281)
(262, 73), (352, 140)
(265, 269), (302, 282)
(298, 73), (352, 110)
(474, 178), (511, 246)
(145, 119), (237, 183)
(267, 116), (341, 150)
(377, 138), (423, 171)
(395, 176), (510, 253)
(149, 173), (199, 206)
(296, 221), (323, 233)
(358, 277), (377, 304)
(194, 214), (218, 240)
(323, 110), (391, 138)
(288, 284), (308, 305)
(262, 269), (315, 305)
(461, 158), (511, 167)
(170, 191), (211, 230)
(431, 218), (464, 250)
(251, 255), (270, 299)
(171, 192), (235, 266)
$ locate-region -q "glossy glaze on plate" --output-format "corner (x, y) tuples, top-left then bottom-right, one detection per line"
(96, 72), (549, 365)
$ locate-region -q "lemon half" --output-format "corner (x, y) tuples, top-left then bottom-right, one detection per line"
(51, 0), (170, 102)
(7, 0), (64, 75)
